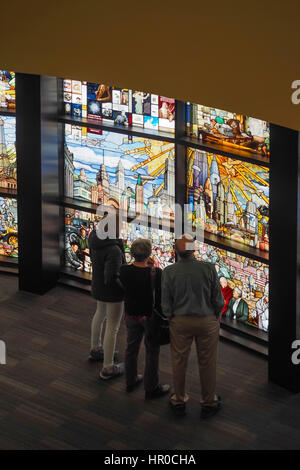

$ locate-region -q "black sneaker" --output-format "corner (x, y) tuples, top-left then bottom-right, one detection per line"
(126, 375), (143, 393)
(89, 349), (119, 362)
(145, 384), (170, 400)
(201, 395), (222, 419)
(99, 363), (124, 380)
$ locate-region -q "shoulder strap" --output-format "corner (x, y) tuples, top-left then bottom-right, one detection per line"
(150, 267), (167, 321)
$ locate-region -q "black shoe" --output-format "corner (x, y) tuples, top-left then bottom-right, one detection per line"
(89, 349), (119, 362)
(145, 384), (170, 400)
(169, 400), (186, 417)
(126, 375), (143, 393)
(201, 395), (222, 419)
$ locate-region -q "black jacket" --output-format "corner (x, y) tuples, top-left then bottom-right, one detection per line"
(89, 230), (126, 302)
(119, 265), (162, 316)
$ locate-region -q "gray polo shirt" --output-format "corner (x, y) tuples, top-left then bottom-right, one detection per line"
(161, 257), (224, 318)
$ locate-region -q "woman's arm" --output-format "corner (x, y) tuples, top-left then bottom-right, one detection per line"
(104, 246), (123, 286)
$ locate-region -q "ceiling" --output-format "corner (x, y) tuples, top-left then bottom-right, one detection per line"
(1, 0), (300, 130)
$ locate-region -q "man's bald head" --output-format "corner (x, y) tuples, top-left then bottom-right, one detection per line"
(175, 234), (195, 258)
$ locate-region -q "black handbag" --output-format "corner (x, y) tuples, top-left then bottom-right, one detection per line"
(150, 267), (170, 346)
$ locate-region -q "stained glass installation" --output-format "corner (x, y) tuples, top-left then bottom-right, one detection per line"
(186, 103), (270, 157)
(64, 208), (99, 273)
(64, 125), (175, 222)
(63, 79), (175, 133)
(195, 241), (269, 332)
(0, 197), (18, 258)
(0, 71), (15, 110)
(187, 148), (269, 251)
(64, 208), (175, 272)
(120, 221), (175, 268)
(0, 116), (17, 190)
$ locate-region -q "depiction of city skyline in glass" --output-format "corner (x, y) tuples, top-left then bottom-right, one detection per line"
(0, 197), (18, 258)
(187, 148), (269, 251)
(64, 208), (175, 272)
(194, 241), (269, 332)
(63, 79), (175, 133)
(186, 103), (270, 158)
(0, 71), (15, 109)
(0, 116), (17, 190)
(65, 125), (175, 221)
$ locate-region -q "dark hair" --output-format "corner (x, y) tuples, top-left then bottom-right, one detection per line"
(130, 238), (152, 262)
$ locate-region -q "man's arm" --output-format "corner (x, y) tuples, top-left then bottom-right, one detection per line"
(238, 300), (249, 322)
(161, 269), (173, 319)
(211, 266), (225, 317)
(226, 298), (233, 319)
(66, 248), (82, 269)
(255, 298), (263, 316)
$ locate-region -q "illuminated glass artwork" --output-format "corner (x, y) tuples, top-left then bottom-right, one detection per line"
(0, 116), (17, 190)
(0, 71), (15, 109)
(186, 103), (270, 157)
(0, 197), (18, 258)
(64, 125), (175, 222)
(63, 79), (175, 133)
(195, 241), (269, 332)
(64, 208), (175, 272)
(187, 148), (269, 251)
(120, 221), (175, 268)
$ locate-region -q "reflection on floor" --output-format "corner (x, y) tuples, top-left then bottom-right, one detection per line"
(0, 273), (299, 450)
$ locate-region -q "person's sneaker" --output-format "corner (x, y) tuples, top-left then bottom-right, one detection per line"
(145, 384), (170, 400)
(201, 395), (222, 419)
(89, 349), (119, 362)
(126, 374), (143, 393)
(99, 363), (124, 380)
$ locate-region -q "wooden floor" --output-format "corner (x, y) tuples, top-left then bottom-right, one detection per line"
(0, 272), (300, 450)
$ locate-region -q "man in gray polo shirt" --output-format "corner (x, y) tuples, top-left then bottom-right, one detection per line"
(161, 234), (224, 418)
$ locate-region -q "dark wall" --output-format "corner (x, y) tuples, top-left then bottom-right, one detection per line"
(16, 74), (60, 294)
(269, 124), (300, 391)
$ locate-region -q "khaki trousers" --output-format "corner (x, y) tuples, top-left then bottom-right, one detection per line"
(170, 315), (220, 405)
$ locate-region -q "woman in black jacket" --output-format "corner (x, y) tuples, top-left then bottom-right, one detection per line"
(89, 229), (125, 380)
(119, 238), (170, 398)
